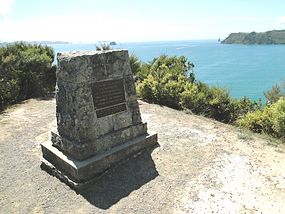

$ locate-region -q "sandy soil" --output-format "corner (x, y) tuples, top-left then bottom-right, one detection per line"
(0, 99), (284, 214)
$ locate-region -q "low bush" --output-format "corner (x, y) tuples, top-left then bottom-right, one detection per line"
(237, 97), (285, 139)
(237, 108), (273, 134)
(136, 55), (194, 109)
(264, 82), (285, 105)
(180, 83), (232, 122)
(0, 42), (56, 109)
(271, 98), (285, 138)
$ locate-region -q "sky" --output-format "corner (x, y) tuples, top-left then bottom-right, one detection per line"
(0, 0), (285, 43)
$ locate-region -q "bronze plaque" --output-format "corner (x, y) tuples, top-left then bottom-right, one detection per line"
(92, 79), (126, 118)
(96, 103), (127, 118)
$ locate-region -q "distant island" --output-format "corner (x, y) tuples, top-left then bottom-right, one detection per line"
(34, 41), (70, 45)
(221, 30), (285, 44)
(24, 41), (70, 45)
(0, 41), (69, 46)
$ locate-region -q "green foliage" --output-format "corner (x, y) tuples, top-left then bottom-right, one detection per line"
(96, 42), (111, 51)
(0, 42), (56, 109)
(271, 98), (285, 138)
(136, 76), (156, 101)
(264, 82), (285, 105)
(129, 54), (141, 77)
(136, 55), (194, 109)
(180, 84), (262, 123)
(237, 108), (273, 134)
(180, 83), (232, 122)
(230, 97), (262, 122)
(137, 76), (184, 109)
(236, 82), (285, 139)
(237, 98), (285, 139)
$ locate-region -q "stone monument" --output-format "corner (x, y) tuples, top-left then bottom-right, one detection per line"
(41, 50), (158, 189)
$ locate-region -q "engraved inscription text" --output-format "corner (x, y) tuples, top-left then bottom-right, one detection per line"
(92, 79), (126, 118)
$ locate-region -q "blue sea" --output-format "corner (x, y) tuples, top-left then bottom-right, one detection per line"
(50, 40), (285, 101)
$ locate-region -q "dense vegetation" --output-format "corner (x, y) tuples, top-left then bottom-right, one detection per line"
(0, 42), (56, 109)
(222, 30), (285, 45)
(131, 54), (285, 141)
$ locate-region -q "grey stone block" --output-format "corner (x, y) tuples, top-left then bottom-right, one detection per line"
(50, 122), (148, 160)
(41, 132), (158, 189)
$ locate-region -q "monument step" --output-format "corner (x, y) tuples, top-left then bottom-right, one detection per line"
(51, 122), (148, 160)
(41, 132), (158, 190)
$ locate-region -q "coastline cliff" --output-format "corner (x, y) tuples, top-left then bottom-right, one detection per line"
(222, 30), (285, 44)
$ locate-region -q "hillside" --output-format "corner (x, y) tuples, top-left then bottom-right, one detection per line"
(0, 99), (285, 213)
(222, 30), (285, 44)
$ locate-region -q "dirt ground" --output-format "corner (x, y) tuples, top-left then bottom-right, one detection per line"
(0, 98), (285, 214)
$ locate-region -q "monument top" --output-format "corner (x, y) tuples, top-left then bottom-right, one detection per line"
(57, 49), (128, 59)
(56, 49), (132, 84)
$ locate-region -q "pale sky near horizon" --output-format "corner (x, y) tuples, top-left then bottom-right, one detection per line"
(0, 0), (285, 43)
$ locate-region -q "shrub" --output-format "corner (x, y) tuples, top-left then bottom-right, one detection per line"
(158, 80), (183, 109)
(237, 107), (273, 134)
(202, 85), (233, 122)
(230, 96), (262, 123)
(180, 83), (249, 123)
(136, 55), (194, 109)
(129, 53), (141, 77)
(135, 54), (195, 83)
(237, 97), (285, 139)
(136, 76), (156, 101)
(136, 76), (184, 109)
(0, 42), (56, 109)
(264, 82), (285, 105)
(270, 98), (285, 138)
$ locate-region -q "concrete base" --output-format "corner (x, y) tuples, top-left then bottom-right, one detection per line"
(41, 132), (158, 190)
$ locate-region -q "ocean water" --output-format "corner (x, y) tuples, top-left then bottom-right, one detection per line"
(50, 40), (285, 101)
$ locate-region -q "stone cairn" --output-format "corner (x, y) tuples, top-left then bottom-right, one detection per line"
(41, 50), (157, 189)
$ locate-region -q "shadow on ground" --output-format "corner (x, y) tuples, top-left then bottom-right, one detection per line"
(79, 146), (159, 209)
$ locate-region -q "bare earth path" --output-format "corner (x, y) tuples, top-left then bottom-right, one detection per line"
(0, 99), (285, 214)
